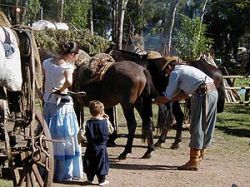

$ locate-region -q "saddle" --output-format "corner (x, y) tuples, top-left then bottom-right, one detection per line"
(76, 53), (115, 84)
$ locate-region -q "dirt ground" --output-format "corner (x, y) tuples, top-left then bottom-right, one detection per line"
(53, 127), (250, 187)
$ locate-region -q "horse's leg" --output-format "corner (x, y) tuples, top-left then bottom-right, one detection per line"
(117, 105), (137, 160)
(154, 103), (173, 147)
(105, 107), (118, 146)
(170, 101), (184, 149)
(135, 99), (154, 159)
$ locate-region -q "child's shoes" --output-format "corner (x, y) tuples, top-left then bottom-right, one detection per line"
(99, 180), (109, 186)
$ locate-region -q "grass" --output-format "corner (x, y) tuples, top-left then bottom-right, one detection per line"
(0, 178), (12, 186)
(216, 104), (250, 138)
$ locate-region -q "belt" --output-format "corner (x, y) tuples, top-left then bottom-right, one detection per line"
(196, 82), (216, 94)
(206, 83), (217, 92)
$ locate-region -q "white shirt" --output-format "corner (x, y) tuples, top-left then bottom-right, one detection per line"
(43, 58), (75, 104)
(164, 65), (214, 100)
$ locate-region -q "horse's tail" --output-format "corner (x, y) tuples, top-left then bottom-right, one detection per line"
(212, 69), (226, 113)
(217, 79), (226, 113)
(139, 69), (160, 141)
(143, 69), (160, 98)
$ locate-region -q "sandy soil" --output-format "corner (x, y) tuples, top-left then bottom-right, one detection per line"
(53, 127), (250, 187)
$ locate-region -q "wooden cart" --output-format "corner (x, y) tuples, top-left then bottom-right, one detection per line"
(0, 26), (54, 187)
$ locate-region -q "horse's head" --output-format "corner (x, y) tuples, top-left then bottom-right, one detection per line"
(146, 53), (170, 93)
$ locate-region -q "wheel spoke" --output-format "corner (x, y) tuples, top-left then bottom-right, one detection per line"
(31, 163), (44, 187)
(26, 170), (32, 187)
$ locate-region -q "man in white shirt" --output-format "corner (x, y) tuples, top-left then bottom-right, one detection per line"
(154, 56), (218, 171)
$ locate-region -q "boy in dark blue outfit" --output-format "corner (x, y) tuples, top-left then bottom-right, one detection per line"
(83, 100), (114, 186)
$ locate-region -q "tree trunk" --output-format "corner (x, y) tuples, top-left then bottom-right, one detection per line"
(60, 0), (64, 22)
(194, 0), (208, 56)
(118, 0), (128, 49)
(164, 0), (180, 56)
(90, 1), (94, 35)
(111, 0), (119, 45)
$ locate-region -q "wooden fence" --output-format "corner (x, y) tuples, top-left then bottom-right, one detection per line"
(223, 75), (250, 104)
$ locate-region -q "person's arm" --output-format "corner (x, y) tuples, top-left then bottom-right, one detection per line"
(153, 90), (189, 105)
(107, 120), (114, 134)
(102, 113), (114, 134)
(172, 90), (189, 101)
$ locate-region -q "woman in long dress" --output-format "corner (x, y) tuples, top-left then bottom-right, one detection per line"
(42, 41), (83, 181)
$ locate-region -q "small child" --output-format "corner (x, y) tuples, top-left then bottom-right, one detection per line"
(83, 100), (114, 186)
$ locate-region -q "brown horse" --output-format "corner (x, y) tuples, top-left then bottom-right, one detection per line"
(73, 59), (159, 160)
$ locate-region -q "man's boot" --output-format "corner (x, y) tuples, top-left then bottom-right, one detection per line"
(177, 148), (201, 171)
(199, 148), (206, 163)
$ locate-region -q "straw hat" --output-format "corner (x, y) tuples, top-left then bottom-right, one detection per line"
(147, 51), (162, 59)
(161, 56), (179, 71)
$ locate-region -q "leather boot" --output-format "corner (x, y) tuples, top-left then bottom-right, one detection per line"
(177, 148), (201, 171)
(199, 148), (206, 163)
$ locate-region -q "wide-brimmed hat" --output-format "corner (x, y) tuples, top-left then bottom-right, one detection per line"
(147, 51), (162, 59)
(161, 56), (179, 71)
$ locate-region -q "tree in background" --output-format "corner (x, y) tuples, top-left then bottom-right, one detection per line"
(40, 0), (60, 21)
(25, 0), (40, 24)
(164, 0), (180, 55)
(64, 0), (91, 29)
(203, 0), (250, 73)
(204, 0), (250, 60)
(175, 14), (213, 61)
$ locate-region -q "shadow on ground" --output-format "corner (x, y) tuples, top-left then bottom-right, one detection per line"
(110, 162), (177, 171)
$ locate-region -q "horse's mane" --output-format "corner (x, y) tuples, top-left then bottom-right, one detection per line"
(0, 11), (11, 27)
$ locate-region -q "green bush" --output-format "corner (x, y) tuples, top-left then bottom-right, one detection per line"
(34, 29), (111, 55)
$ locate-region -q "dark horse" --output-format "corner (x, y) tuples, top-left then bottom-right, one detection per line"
(107, 48), (225, 149)
(73, 58), (159, 160)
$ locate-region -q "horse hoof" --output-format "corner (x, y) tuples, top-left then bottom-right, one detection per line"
(141, 153), (151, 159)
(154, 142), (162, 148)
(117, 154), (127, 160)
(170, 143), (180, 150)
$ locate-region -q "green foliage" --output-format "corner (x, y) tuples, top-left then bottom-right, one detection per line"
(64, 0), (91, 29)
(34, 29), (111, 55)
(174, 14), (213, 61)
(126, 0), (170, 33)
(25, 0), (40, 23)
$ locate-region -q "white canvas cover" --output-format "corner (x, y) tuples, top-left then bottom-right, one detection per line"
(0, 26), (22, 91)
(32, 20), (69, 30)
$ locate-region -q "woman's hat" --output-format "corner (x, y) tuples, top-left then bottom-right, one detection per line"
(161, 56), (179, 71)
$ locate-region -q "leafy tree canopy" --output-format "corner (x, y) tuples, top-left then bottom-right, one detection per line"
(175, 14), (213, 61)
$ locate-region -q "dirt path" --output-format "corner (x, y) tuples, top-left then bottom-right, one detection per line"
(53, 128), (250, 187)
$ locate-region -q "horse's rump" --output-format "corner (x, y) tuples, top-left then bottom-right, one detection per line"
(191, 58), (225, 113)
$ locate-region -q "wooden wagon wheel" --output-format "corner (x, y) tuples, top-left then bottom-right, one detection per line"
(13, 113), (54, 187)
